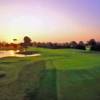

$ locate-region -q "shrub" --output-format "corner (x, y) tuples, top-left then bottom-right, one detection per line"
(0, 71), (6, 78)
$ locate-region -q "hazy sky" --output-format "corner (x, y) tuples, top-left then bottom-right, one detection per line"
(0, 0), (100, 42)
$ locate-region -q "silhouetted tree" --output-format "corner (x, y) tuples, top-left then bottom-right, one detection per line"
(95, 42), (100, 51)
(65, 42), (70, 48)
(20, 36), (32, 51)
(77, 41), (86, 50)
(13, 39), (17, 42)
(24, 36), (32, 47)
(87, 39), (97, 51)
(88, 39), (96, 46)
(70, 41), (77, 48)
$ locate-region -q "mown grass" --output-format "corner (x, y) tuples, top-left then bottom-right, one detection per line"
(0, 48), (100, 100)
(0, 57), (45, 100)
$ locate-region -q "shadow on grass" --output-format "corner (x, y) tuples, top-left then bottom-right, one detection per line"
(24, 66), (100, 100)
(25, 68), (57, 100)
(1, 59), (98, 100)
(57, 68), (100, 100)
(0, 60), (47, 100)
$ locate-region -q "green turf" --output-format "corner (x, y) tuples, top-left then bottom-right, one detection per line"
(0, 48), (100, 100)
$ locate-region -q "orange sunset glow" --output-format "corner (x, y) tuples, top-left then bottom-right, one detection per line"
(0, 0), (100, 42)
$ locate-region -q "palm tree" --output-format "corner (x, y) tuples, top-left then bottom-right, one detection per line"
(12, 39), (17, 51)
(13, 39), (17, 42)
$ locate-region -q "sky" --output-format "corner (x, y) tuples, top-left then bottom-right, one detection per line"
(0, 0), (100, 43)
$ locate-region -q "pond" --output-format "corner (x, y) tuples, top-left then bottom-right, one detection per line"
(0, 50), (40, 58)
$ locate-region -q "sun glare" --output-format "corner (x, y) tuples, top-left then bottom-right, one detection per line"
(4, 14), (77, 42)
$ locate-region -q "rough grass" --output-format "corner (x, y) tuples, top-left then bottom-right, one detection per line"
(0, 58), (45, 100)
(0, 48), (100, 100)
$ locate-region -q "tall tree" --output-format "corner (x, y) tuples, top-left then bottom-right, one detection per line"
(88, 39), (96, 46)
(70, 41), (77, 48)
(21, 36), (32, 49)
(77, 41), (86, 50)
(87, 39), (97, 51)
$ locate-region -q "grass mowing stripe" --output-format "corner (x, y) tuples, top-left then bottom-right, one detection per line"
(1, 48), (100, 100)
(35, 69), (57, 100)
(34, 60), (57, 100)
(24, 60), (57, 100)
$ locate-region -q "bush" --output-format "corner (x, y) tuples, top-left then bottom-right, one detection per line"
(16, 51), (39, 55)
(91, 43), (100, 51)
(0, 71), (6, 78)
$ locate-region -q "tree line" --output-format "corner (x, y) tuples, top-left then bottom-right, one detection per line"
(0, 36), (100, 51)
(32, 39), (100, 51)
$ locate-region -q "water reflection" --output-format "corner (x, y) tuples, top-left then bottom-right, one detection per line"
(0, 50), (40, 58)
